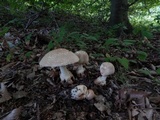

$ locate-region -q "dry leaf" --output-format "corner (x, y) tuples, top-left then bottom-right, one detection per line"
(2, 39), (9, 50)
(95, 95), (106, 103)
(12, 91), (27, 99)
(0, 62), (15, 72)
(27, 71), (35, 80)
(128, 97), (153, 120)
(94, 102), (111, 114)
(2, 106), (22, 120)
(0, 82), (12, 103)
(149, 96), (160, 104)
(4, 32), (15, 40)
(94, 102), (107, 112)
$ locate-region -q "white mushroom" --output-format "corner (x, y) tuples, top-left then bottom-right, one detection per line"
(39, 48), (79, 84)
(71, 85), (95, 100)
(94, 62), (115, 86)
(74, 50), (89, 76)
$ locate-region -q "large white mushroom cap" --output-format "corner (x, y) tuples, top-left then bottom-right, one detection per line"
(39, 48), (79, 67)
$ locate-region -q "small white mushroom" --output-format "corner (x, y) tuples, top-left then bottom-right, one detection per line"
(94, 62), (115, 86)
(71, 85), (95, 100)
(39, 48), (79, 84)
(74, 50), (89, 76)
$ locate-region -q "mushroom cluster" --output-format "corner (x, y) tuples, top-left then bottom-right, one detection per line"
(71, 85), (95, 100)
(39, 48), (115, 101)
(94, 62), (115, 86)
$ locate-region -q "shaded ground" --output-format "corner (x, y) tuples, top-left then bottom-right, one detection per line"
(0, 11), (160, 120)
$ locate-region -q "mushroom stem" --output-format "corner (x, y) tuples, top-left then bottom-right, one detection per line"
(76, 64), (85, 75)
(59, 66), (74, 84)
(94, 76), (107, 86)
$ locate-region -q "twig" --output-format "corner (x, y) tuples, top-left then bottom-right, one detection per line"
(24, 12), (40, 30)
(128, 0), (139, 7)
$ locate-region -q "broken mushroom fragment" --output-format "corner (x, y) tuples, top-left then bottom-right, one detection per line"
(74, 50), (89, 76)
(71, 85), (95, 100)
(86, 89), (96, 100)
(94, 62), (115, 86)
(39, 48), (79, 84)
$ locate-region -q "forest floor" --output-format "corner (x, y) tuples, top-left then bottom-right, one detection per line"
(0, 12), (160, 120)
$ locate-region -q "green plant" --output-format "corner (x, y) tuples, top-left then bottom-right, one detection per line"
(133, 25), (153, 39)
(25, 51), (33, 58)
(138, 69), (151, 76)
(104, 38), (119, 50)
(6, 52), (13, 62)
(137, 51), (148, 61)
(0, 27), (10, 37)
(156, 68), (160, 75)
(121, 39), (136, 46)
(66, 31), (99, 50)
(106, 56), (129, 69)
(25, 33), (32, 45)
(47, 40), (54, 51)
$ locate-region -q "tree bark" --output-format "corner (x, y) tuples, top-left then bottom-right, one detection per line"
(109, 0), (133, 36)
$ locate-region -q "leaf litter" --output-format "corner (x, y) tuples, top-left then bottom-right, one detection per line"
(0, 16), (160, 120)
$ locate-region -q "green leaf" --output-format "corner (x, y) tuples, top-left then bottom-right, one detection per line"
(56, 27), (66, 43)
(77, 41), (86, 49)
(137, 51), (148, 61)
(105, 56), (117, 62)
(0, 27), (10, 37)
(141, 31), (153, 39)
(156, 68), (160, 75)
(117, 57), (129, 69)
(47, 41), (54, 51)
(91, 53), (104, 58)
(25, 51), (32, 58)
(105, 38), (118, 46)
(138, 69), (150, 76)
(122, 39), (136, 46)
(6, 53), (12, 62)
(81, 33), (97, 41)
(25, 33), (32, 41)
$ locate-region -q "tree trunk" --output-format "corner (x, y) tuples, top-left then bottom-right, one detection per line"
(109, 0), (133, 36)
